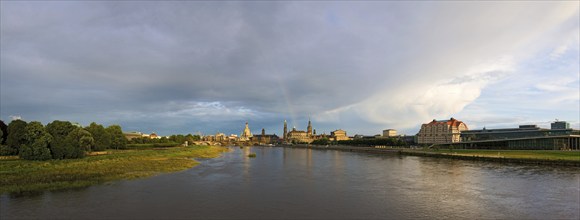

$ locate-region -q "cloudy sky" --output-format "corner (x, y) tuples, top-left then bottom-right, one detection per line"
(1, 1), (578, 136)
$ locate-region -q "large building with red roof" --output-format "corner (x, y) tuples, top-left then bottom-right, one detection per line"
(417, 118), (468, 144)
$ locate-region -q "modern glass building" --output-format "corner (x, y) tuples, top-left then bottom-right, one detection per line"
(451, 122), (580, 150)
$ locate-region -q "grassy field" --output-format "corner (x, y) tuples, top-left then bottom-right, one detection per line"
(126, 143), (181, 149)
(0, 145), (229, 195)
(412, 149), (580, 161)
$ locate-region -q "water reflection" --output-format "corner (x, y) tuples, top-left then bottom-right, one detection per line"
(1, 147), (578, 219)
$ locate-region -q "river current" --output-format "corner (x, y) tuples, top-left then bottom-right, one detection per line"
(2, 147), (579, 219)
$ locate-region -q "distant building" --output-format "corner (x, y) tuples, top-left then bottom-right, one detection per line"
(456, 123), (579, 150)
(331, 129), (349, 141)
(202, 135), (215, 142)
(461, 124), (578, 141)
(124, 132), (143, 140)
(287, 127), (311, 143)
(149, 132), (160, 139)
(215, 132), (226, 142)
(383, 129), (397, 137)
(240, 122), (253, 141)
(124, 131), (162, 140)
(285, 119), (315, 144)
(417, 118), (468, 144)
(252, 128), (279, 144)
(551, 121), (570, 130)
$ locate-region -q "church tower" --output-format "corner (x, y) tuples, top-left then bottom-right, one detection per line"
(307, 118), (313, 137)
(283, 120), (288, 141)
(241, 122), (252, 140)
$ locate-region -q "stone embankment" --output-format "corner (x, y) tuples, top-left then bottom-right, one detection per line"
(277, 145), (580, 167)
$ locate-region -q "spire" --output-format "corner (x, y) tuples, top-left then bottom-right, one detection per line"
(283, 119), (288, 141)
(307, 117), (313, 136)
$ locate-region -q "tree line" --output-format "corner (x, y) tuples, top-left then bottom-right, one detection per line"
(127, 134), (200, 145)
(0, 120), (126, 160)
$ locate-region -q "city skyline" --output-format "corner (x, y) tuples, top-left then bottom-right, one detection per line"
(1, 2), (579, 136)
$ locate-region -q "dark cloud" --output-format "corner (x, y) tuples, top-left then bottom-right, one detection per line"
(1, 2), (578, 135)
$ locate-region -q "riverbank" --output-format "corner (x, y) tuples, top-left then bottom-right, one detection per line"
(283, 145), (580, 166)
(0, 145), (229, 195)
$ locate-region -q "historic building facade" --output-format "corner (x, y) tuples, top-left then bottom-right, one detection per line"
(331, 129), (349, 141)
(240, 122), (253, 141)
(252, 128), (279, 145)
(417, 118), (468, 144)
(285, 119), (315, 144)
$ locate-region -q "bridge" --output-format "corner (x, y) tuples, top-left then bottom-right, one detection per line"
(191, 141), (222, 146)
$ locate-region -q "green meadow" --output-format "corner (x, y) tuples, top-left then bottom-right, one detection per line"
(417, 149), (580, 161)
(0, 145), (229, 195)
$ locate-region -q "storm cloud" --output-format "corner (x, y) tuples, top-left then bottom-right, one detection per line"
(1, 2), (578, 135)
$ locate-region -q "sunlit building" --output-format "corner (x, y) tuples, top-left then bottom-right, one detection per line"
(240, 122), (253, 141)
(417, 118), (468, 144)
(215, 132), (226, 142)
(331, 129), (350, 141)
(285, 119), (314, 143)
(382, 129), (397, 137)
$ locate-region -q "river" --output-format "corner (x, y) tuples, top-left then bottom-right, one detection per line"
(1, 147), (579, 219)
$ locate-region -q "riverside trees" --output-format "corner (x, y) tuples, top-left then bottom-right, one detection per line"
(0, 119), (128, 160)
(20, 122), (52, 160)
(85, 122), (111, 151)
(46, 120), (77, 159)
(5, 119), (27, 155)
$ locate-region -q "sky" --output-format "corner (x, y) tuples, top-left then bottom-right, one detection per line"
(1, 1), (579, 136)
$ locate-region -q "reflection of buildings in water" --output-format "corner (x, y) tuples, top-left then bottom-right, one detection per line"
(242, 146), (252, 178)
(414, 158), (484, 199)
(332, 151), (345, 180)
(306, 148), (312, 168)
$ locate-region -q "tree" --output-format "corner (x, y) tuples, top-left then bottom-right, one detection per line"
(63, 128), (94, 158)
(19, 121), (52, 160)
(5, 119), (28, 155)
(169, 134), (186, 145)
(185, 134), (196, 144)
(106, 125), (126, 150)
(0, 120), (7, 145)
(46, 120), (76, 159)
(85, 122), (111, 151)
(0, 129), (10, 155)
(311, 138), (330, 145)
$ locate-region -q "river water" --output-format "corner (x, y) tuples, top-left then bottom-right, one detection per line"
(1, 147), (579, 219)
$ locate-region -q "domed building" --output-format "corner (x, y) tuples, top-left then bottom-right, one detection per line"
(240, 122), (253, 141)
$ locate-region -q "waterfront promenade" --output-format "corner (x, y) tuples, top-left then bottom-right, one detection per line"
(279, 144), (580, 167)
